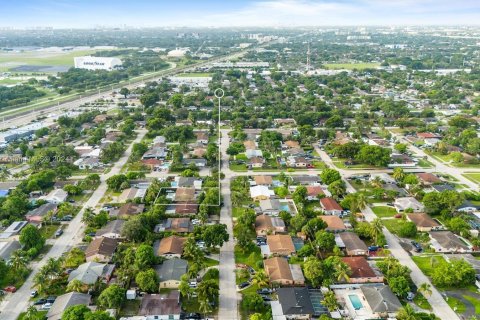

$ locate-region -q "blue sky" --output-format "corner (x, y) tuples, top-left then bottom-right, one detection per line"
(1, 0), (479, 28)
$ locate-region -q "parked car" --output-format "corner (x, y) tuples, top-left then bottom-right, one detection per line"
(30, 290), (38, 298)
(55, 229), (63, 237)
(368, 246), (379, 252)
(46, 296), (57, 303)
(41, 303), (52, 310)
(410, 241), (422, 252)
(238, 281), (249, 289)
(257, 288), (273, 294)
(406, 292), (415, 301)
(3, 286), (16, 293)
(261, 295), (272, 301)
(33, 299), (47, 305)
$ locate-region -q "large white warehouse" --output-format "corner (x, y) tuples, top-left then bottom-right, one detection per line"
(74, 56), (122, 71)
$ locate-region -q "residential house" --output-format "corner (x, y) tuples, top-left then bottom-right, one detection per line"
(264, 257), (305, 286)
(142, 147), (167, 160)
(25, 203), (57, 224)
(429, 231), (471, 253)
(194, 131), (209, 144)
(40, 189), (68, 204)
(266, 235), (295, 257)
(337, 232), (368, 256)
(292, 175), (320, 185)
(156, 218), (192, 233)
(246, 149), (263, 159)
(250, 156), (265, 168)
(369, 173), (395, 185)
(255, 215), (286, 236)
(361, 285), (402, 318)
(174, 187), (196, 203)
(272, 287), (315, 319)
(117, 203), (145, 218)
(174, 177), (202, 189)
(341, 257), (384, 283)
(417, 172), (441, 185)
(154, 236), (186, 259)
(286, 156), (309, 168)
(320, 215), (346, 232)
(306, 186), (324, 201)
(68, 261), (113, 285)
(320, 197), (343, 215)
(407, 213), (440, 232)
(254, 175), (273, 186)
(182, 158), (207, 167)
(250, 185), (275, 201)
(118, 187), (146, 203)
(46, 292), (91, 320)
(0, 240), (21, 261)
(175, 204), (198, 216)
(74, 157), (101, 170)
(85, 237), (118, 262)
(244, 140), (256, 150)
(155, 259), (188, 289)
(138, 291), (181, 320)
(394, 197), (425, 213)
(260, 198), (281, 216)
(95, 220), (125, 239)
(0, 221), (28, 239)
(273, 118), (297, 127)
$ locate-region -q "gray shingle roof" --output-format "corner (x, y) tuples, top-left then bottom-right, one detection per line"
(360, 285), (402, 313)
(155, 259), (188, 282)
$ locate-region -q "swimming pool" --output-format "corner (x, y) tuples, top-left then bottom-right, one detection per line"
(348, 294), (363, 310)
(280, 203), (290, 212)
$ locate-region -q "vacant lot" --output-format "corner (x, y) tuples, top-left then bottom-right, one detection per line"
(372, 206), (397, 218)
(323, 62), (380, 70)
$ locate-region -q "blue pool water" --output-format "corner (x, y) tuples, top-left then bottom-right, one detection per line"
(348, 294), (363, 310)
(280, 204), (290, 212)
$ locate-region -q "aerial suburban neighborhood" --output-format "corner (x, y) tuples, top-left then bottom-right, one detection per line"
(0, 2), (480, 320)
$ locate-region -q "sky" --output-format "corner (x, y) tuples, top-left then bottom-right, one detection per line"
(1, 0), (479, 28)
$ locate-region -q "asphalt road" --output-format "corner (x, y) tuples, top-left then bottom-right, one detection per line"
(0, 129), (147, 320)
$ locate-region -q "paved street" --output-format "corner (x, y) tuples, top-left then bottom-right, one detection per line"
(0, 129), (147, 320)
(218, 129), (240, 320)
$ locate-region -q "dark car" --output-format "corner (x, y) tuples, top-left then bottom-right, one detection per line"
(257, 288), (273, 295)
(33, 299), (47, 305)
(410, 241), (422, 252)
(261, 295), (272, 301)
(61, 215), (73, 221)
(238, 282), (250, 289)
(46, 296), (57, 303)
(368, 246), (379, 252)
(55, 229), (63, 237)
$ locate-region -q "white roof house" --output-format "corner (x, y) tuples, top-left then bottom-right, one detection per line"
(369, 173), (395, 184)
(40, 189), (68, 204)
(246, 149), (263, 159)
(68, 261), (107, 285)
(394, 197), (425, 213)
(250, 186), (275, 200)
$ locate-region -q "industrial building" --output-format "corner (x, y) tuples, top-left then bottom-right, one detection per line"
(74, 56), (122, 71)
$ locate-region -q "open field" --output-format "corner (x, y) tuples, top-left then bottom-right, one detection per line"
(176, 72), (212, 77)
(463, 173), (480, 184)
(0, 49), (97, 72)
(323, 62), (380, 70)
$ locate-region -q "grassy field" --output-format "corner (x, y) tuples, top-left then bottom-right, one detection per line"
(323, 62), (380, 70)
(0, 49), (98, 72)
(462, 295), (480, 314)
(414, 294), (432, 310)
(176, 72), (212, 77)
(463, 173), (480, 184)
(234, 245), (263, 271)
(371, 206), (398, 218)
(446, 296), (466, 314)
(412, 255), (447, 277)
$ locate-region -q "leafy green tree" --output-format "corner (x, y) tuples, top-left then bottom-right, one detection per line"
(355, 145), (391, 167)
(303, 257), (323, 287)
(61, 305), (90, 320)
(241, 293), (265, 312)
(19, 224), (45, 251)
(398, 221), (417, 238)
(321, 290), (338, 312)
(135, 244), (155, 269)
(432, 259), (475, 288)
(66, 279), (85, 293)
(328, 180), (346, 200)
(321, 168), (341, 185)
(98, 284), (126, 308)
(389, 276), (410, 297)
(121, 216), (148, 242)
(136, 268), (159, 293)
(197, 279), (219, 314)
(106, 174), (128, 191)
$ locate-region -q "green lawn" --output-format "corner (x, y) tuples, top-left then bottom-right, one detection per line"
(176, 72), (212, 77)
(230, 163), (248, 172)
(323, 62), (380, 70)
(372, 206), (398, 218)
(17, 311), (48, 320)
(462, 295), (480, 314)
(463, 173), (480, 184)
(414, 294), (432, 310)
(381, 219), (404, 235)
(446, 296), (466, 314)
(411, 255), (447, 277)
(418, 159), (434, 168)
(40, 224), (61, 239)
(234, 245), (263, 271)
(204, 257), (220, 268)
(332, 160), (380, 170)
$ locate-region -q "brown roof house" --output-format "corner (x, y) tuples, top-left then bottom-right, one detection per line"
(320, 215), (346, 232)
(156, 218), (193, 233)
(264, 257), (305, 286)
(320, 197), (343, 215)
(407, 213), (440, 232)
(341, 257), (384, 283)
(255, 214), (286, 236)
(174, 187), (196, 203)
(254, 175), (273, 186)
(154, 236), (186, 259)
(175, 203), (199, 216)
(306, 186), (324, 201)
(265, 235), (296, 257)
(85, 237), (118, 263)
(337, 232), (368, 256)
(416, 173), (442, 185)
(139, 291), (181, 319)
(117, 203), (145, 218)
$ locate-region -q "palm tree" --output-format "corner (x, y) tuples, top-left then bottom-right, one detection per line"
(396, 304), (418, 320)
(0, 167), (10, 181)
(321, 290), (338, 312)
(370, 176), (383, 189)
(418, 282), (432, 298)
(66, 279), (84, 292)
(9, 250), (28, 272)
(392, 167), (405, 182)
(251, 270), (269, 288)
(24, 305), (39, 320)
(335, 262), (351, 283)
(371, 218), (383, 245)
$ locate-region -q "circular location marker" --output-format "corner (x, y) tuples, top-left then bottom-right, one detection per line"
(214, 88), (224, 99)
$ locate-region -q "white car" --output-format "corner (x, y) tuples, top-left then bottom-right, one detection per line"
(41, 303), (53, 310)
